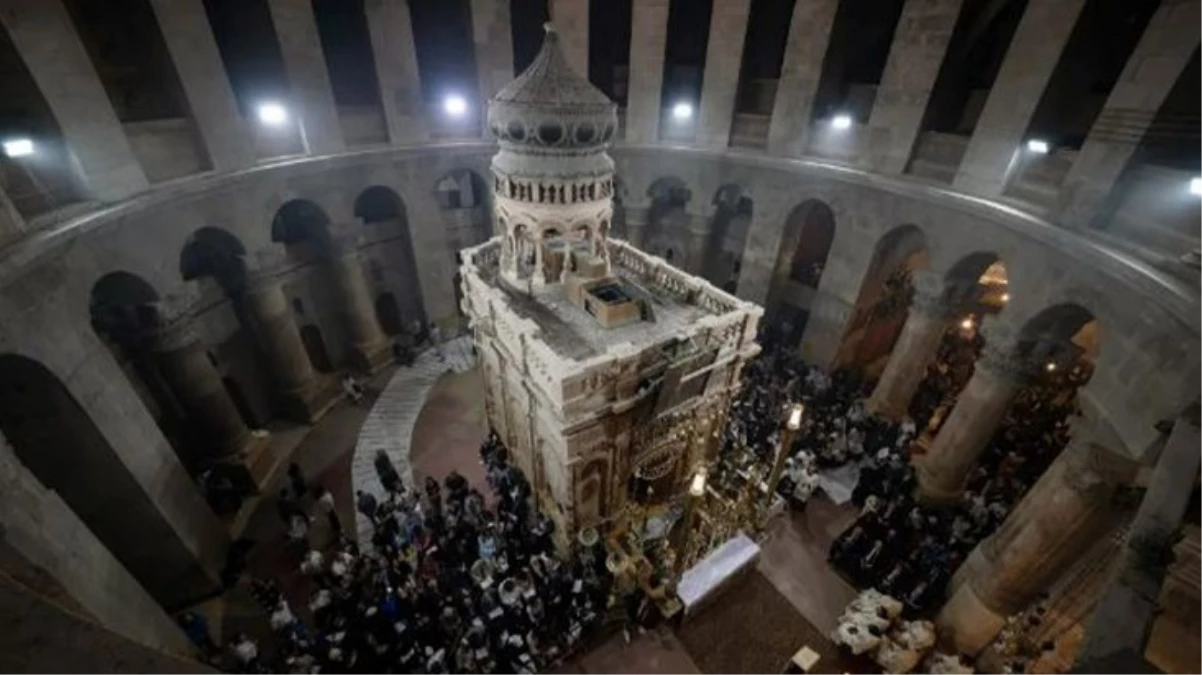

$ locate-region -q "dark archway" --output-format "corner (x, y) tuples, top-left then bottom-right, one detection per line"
(836, 224), (928, 376)
(704, 184), (753, 288)
(272, 199), (334, 261)
(355, 186), (427, 330)
(300, 325), (334, 373)
(180, 226), (248, 293)
(0, 354), (202, 609)
(644, 176), (692, 265)
(765, 199), (837, 344)
(374, 292), (404, 336)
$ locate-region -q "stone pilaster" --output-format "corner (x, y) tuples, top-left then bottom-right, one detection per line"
(152, 318), (251, 459)
(952, 0), (1085, 197)
(551, 0), (589, 77)
(0, 0), (148, 200)
(147, 0), (256, 171)
(264, 0), (345, 154)
(1056, 0), (1200, 230)
(766, 0), (841, 157)
(471, 0), (514, 133)
(860, 0), (964, 174)
(938, 430), (1135, 655)
(1076, 414), (1201, 669)
(696, 0), (752, 149)
(328, 246), (391, 373)
(625, 0), (670, 144)
(365, 0), (428, 144)
(867, 271), (949, 419)
(917, 322), (1029, 502)
(240, 271), (336, 423)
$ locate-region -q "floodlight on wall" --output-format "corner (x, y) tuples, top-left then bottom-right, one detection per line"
(257, 102), (289, 126)
(672, 102), (694, 122)
(2, 138), (34, 158)
(1026, 139), (1050, 154)
(1045, 361), (1057, 373)
(960, 317), (974, 331)
(1190, 177), (1202, 196)
(444, 94), (468, 118)
(831, 114), (853, 130)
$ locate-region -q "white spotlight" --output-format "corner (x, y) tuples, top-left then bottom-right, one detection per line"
(444, 95), (468, 118)
(672, 102), (694, 121)
(3, 138), (34, 158)
(1190, 177), (1202, 196)
(1045, 361), (1057, 373)
(1000, 292), (1010, 303)
(831, 114), (853, 130)
(1026, 139), (1050, 154)
(960, 317), (974, 331)
(257, 102), (289, 127)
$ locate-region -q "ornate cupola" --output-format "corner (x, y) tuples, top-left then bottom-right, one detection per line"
(487, 23), (619, 287)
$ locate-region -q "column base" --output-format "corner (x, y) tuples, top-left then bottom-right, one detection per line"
(277, 376), (342, 424)
(205, 431), (275, 498)
(349, 340), (393, 375)
(936, 580), (1007, 656)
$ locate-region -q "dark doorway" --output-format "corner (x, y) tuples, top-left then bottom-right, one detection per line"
(222, 376), (258, 428)
(375, 292), (404, 336)
(300, 325), (334, 373)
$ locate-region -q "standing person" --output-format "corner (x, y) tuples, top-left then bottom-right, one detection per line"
(313, 486), (342, 536)
(178, 611), (215, 655)
(374, 450), (402, 494)
(357, 490), (379, 526)
(341, 373), (365, 404)
(287, 462), (308, 501)
(429, 321), (444, 362)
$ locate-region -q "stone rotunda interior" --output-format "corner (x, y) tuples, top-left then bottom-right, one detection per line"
(0, 1), (1198, 674)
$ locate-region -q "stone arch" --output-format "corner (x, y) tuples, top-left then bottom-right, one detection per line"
(353, 185), (427, 331)
(0, 354), (194, 608)
(704, 184), (754, 287)
(836, 224), (929, 375)
(271, 198), (334, 260)
(1017, 303), (1100, 376)
(179, 226), (248, 294)
(765, 199), (837, 344)
(644, 176), (692, 265)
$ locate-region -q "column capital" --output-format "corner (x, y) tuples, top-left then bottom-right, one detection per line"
(975, 321), (1031, 383)
(909, 270), (951, 319)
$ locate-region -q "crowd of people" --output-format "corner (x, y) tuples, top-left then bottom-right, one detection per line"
(192, 434), (613, 673)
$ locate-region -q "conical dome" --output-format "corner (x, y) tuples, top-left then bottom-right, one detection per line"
(487, 24), (618, 150)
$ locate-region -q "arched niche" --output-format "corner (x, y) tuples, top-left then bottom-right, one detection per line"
(434, 169), (493, 246)
(354, 186), (427, 332)
(644, 176), (692, 264)
(703, 184), (753, 288)
(0, 354), (202, 609)
(180, 226), (249, 295)
(271, 199), (334, 261)
(765, 199), (837, 344)
(837, 224), (929, 376)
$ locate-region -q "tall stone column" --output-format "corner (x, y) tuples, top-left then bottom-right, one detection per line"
(938, 430), (1135, 655)
(152, 319), (250, 459)
(867, 272), (949, 419)
(860, 0), (964, 174)
(365, 0), (428, 144)
(766, 0), (841, 157)
(0, 0), (148, 201)
(917, 324), (1028, 502)
(1056, 0), (1200, 230)
(951, 0), (1085, 197)
(148, 0), (256, 171)
(328, 247), (391, 372)
(265, 0), (345, 154)
(1075, 413), (1201, 670)
(695, 0), (752, 149)
(240, 272), (332, 423)
(471, 0), (514, 132)
(550, 0), (589, 77)
(625, 0), (670, 144)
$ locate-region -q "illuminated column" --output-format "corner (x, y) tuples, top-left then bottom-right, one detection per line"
(240, 270), (327, 422)
(696, 0), (752, 149)
(625, 0), (670, 144)
(952, 0), (1085, 197)
(148, 0), (256, 171)
(366, 0), (429, 144)
(867, 271), (949, 419)
(1056, 0), (1200, 230)
(766, 0), (841, 157)
(0, 0), (148, 200)
(860, 0), (964, 174)
(1076, 415), (1201, 669)
(551, 0), (589, 76)
(265, 0), (345, 154)
(328, 244), (390, 372)
(471, 0), (514, 133)
(152, 318), (251, 459)
(917, 324), (1028, 502)
(938, 429), (1135, 655)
